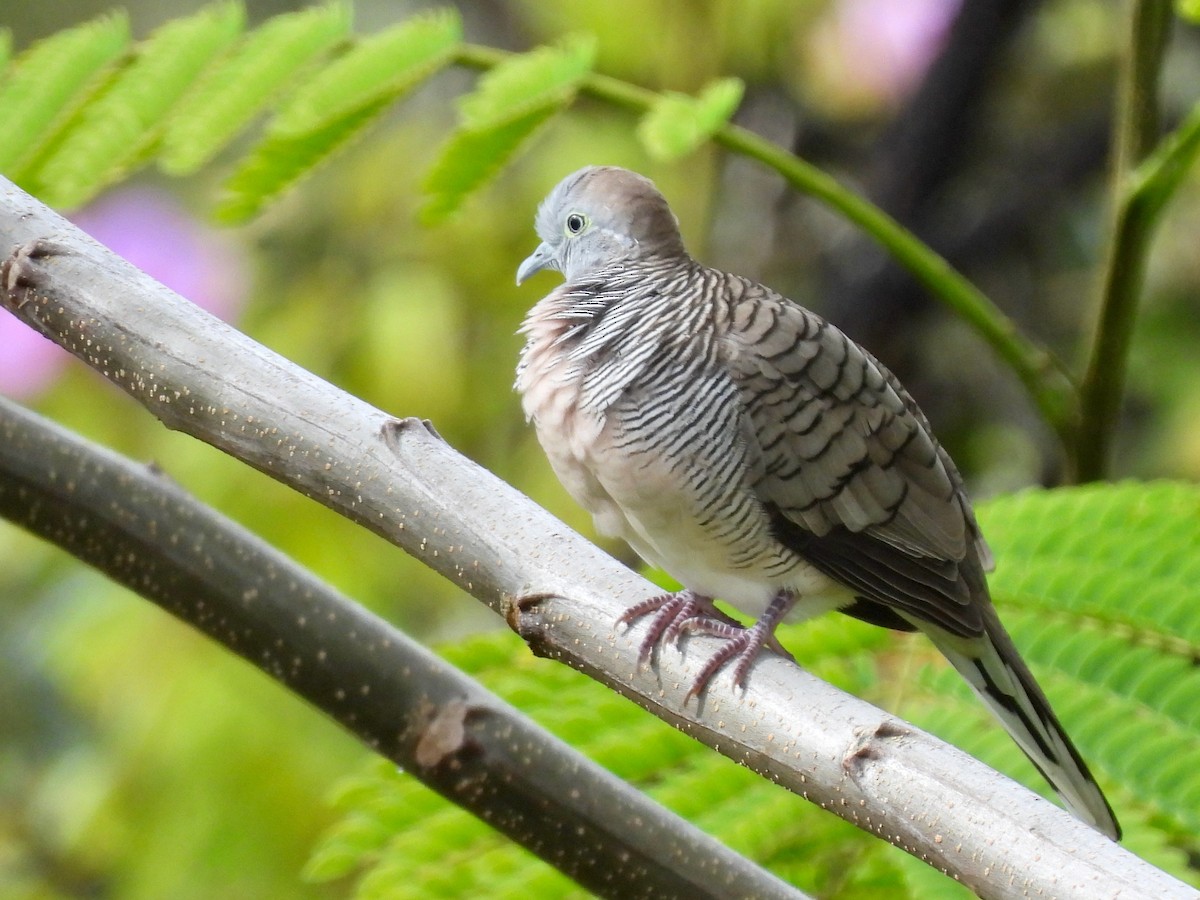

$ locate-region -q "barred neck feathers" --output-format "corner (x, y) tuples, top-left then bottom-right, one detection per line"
(546, 257), (721, 363)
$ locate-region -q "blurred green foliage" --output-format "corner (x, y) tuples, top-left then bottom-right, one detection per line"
(1, 1), (1198, 897)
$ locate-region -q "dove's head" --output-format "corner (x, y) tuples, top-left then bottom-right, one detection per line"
(516, 166), (686, 285)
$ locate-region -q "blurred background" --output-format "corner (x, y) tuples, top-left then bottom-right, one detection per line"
(1, 1), (1198, 896)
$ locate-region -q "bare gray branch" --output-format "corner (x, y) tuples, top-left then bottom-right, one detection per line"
(0, 395), (803, 900)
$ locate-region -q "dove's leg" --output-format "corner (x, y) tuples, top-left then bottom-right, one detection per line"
(681, 589), (797, 699)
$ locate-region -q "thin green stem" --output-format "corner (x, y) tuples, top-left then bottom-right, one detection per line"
(1075, 0), (1174, 482)
(1129, 98), (1200, 224)
(457, 44), (1079, 446)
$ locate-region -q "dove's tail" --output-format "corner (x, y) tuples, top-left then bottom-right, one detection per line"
(924, 607), (1120, 840)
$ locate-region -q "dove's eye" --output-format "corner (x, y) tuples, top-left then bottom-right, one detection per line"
(565, 213), (587, 235)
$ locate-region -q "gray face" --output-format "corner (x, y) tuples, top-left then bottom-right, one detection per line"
(516, 166), (686, 285)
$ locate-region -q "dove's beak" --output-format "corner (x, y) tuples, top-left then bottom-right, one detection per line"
(516, 242), (556, 285)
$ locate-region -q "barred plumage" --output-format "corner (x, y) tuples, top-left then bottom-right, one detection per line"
(515, 165), (1120, 840)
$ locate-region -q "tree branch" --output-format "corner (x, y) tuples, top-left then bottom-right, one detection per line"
(0, 176), (1190, 898)
(1075, 0), (1174, 480)
(0, 396), (803, 900)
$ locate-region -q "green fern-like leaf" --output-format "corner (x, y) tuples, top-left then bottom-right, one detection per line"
(637, 77), (744, 161)
(983, 481), (1200, 646)
(457, 34), (596, 131)
(1059, 676), (1200, 832)
(32, 2), (245, 208)
(270, 8), (461, 137)
(215, 98), (386, 223)
(421, 104), (560, 223)
(0, 12), (130, 178)
(1009, 555), (1197, 646)
(1005, 616), (1200, 734)
(216, 9), (461, 222)
(474, 855), (580, 900)
(160, 2), (353, 174)
(420, 37), (597, 222)
(304, 824), (373, 882)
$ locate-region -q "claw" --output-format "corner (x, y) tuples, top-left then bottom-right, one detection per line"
(683, 617), (771, 701)
(680, 589), (796, 700)
(618, 589), (727, 665)
(619, 588), (797, 700)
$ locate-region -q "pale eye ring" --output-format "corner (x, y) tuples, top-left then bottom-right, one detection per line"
(565, 213), (586, 234)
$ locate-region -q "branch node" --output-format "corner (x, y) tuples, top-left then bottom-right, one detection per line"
(143, 459), (180, 484)
(2, 237), (68, 309)
(415, 698), (481, 769)
(505, 589), (569, 655)
(381, 416), (445, 454)
(842, 719), (909, 776)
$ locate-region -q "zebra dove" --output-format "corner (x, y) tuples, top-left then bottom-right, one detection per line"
(514, 165), (1120, 840)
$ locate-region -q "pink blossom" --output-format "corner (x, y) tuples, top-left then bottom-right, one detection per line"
(812, 0), (962, 108)
(1, 187), (246, 399)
